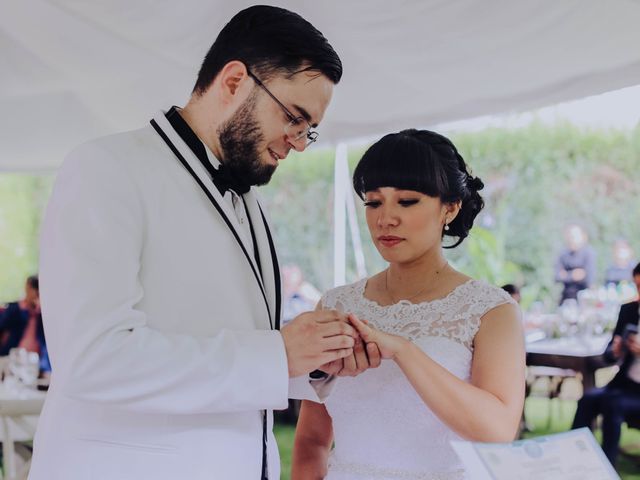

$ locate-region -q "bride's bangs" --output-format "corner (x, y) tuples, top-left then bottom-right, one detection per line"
(353, 131), (450, 199)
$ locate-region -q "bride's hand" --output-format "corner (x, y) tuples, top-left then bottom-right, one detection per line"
(320, 327), (383, 376)
(347, 314), (408, 360)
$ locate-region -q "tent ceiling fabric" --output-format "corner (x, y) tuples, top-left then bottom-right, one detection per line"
(2, 0), (640, 171)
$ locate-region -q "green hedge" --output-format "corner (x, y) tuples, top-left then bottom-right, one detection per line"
(262, 122), (640, 308)
(1, 122), (638, 307)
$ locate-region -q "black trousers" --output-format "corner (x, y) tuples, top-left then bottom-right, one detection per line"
(572, 383), (640, 465)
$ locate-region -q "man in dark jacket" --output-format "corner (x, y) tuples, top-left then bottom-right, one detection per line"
(0, 275), (50, 372)
(554, 224), (596, 304)
(572, 262), (640, 465)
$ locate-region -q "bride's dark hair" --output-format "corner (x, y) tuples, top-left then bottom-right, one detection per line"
(352, 129), (484, 248)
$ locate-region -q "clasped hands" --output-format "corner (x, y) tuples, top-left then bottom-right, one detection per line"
(318, 313), (382, 377)
(281, 309), (408, 378)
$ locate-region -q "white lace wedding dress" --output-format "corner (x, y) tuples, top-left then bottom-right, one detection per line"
(320, 278), (515, 480)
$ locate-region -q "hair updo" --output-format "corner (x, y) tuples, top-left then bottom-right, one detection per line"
(352, 129), (484, 248)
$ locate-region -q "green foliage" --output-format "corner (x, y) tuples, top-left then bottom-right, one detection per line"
(0, 174), (54, 303)
(453, 122), (640, 305)
(261, 149), (337, 289)
(452, 226), (521, 287)
(262, 122), (640, 305)
(1, 122), (639, 307)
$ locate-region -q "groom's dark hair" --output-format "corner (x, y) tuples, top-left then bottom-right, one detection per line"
(193, 5), (342, 94)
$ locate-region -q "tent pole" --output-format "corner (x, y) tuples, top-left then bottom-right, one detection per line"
(345, 163), (366, 280)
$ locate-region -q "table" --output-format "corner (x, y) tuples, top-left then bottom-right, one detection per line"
(0, 384), (46, 480)
(526, 334), (611, 392)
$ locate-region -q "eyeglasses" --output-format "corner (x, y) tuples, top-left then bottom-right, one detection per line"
(246, 69), (319, 147)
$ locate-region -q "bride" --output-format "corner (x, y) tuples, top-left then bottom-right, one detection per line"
(291, 129), (525, 479)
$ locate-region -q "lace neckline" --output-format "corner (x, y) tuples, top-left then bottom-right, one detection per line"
(357, 277), (475, 309)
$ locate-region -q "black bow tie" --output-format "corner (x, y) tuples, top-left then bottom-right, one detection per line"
(163, 107), (250, 196)
(210, 164), (251, 196)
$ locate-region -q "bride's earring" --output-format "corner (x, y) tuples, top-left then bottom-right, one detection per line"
(444, 220), (450, 231)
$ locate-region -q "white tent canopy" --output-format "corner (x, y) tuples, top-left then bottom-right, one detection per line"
(2, 0), (640, 171)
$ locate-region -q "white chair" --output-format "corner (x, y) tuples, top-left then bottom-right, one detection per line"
(0, 357), (46, 480)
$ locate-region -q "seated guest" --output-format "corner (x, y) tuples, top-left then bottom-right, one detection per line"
(554, 223), (596, 305)
(604, 239), (637, 286)
(0, 275), (50, 373)
(572, 262), (640, 466)
(501, 284), (521, 303)
(282, 264), (321, 325)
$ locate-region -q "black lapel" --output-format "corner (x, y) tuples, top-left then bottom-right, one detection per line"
(258, 204), (281, 330)
(150, 119), (273, 330)
(241, 197), (263, 279)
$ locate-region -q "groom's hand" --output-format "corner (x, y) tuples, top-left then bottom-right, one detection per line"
(281, 310), (357, 377)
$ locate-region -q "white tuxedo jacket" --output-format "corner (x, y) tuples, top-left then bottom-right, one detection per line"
(30, 111), (324, 480)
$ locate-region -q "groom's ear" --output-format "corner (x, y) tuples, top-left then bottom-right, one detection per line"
(217, 61), (253, 105)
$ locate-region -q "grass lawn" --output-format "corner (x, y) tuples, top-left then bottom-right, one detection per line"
(275, 397), (640, 479)
(522, 397), (640, 479)
(274, 422), (296, 480)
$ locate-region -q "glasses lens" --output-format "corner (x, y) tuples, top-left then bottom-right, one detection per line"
(286, 118), (308, 141)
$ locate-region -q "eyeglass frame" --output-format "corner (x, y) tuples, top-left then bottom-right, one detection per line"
(246, 69), (319, 147)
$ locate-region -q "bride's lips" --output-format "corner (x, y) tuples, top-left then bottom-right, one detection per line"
(378, 235), (404, 247)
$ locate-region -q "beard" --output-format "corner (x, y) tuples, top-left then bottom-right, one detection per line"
(217, 91), (277, 188)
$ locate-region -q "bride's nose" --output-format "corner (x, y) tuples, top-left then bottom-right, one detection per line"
(376, 206), (400, 228)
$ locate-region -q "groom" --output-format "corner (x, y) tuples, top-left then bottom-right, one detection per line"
(32, 6), (378, 480)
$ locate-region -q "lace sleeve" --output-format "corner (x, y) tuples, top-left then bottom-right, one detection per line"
(320, 284), (349, 311)
(464, 282), (518, 348)
(320, 289), (336, 310)
(469, 282), (517, 318)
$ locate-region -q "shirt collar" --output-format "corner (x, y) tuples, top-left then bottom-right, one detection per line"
(165, 106), (221, 170)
